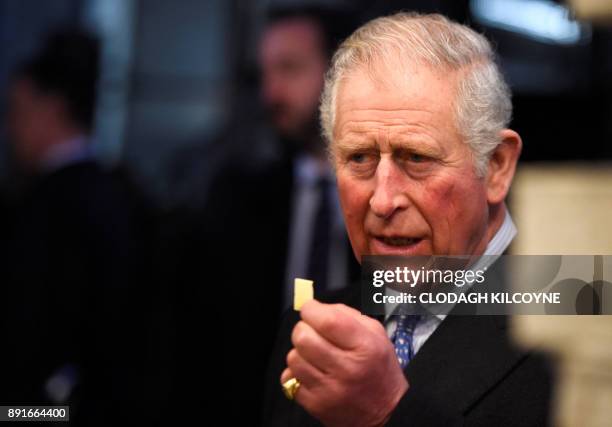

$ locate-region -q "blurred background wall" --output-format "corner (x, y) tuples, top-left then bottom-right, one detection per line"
(1, 0), (610, 211)
(0, 0), (236, 203)
(511, 164), (612, 254)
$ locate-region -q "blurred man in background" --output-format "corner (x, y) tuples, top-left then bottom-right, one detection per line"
(204, 5), (360, 309)
(163, 6), (359, 425)
(257, 6), (360, 304)
(1, 29), (146, 425)
(8, 33), (97, 173)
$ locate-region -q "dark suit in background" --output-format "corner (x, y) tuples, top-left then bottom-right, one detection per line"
(0, 158), (153, 425)
(0, 28), (162, 423)
(156, 7), (359, 423)
(159, 141), (358, 424)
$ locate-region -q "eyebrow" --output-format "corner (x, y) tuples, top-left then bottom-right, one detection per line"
(334, 136), (376, 153)
(334, 132), (443, 158)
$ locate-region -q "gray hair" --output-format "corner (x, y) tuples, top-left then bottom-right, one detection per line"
(320, 12), (512, 176)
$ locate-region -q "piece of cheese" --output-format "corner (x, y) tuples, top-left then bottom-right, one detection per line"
(294, 278), (314, 311)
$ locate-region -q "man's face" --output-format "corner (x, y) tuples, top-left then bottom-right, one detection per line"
(332, 62), (493, 260)
(259, 18), (327, 139)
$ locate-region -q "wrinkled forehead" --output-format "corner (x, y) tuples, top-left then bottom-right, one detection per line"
(334, 60), (460, 126)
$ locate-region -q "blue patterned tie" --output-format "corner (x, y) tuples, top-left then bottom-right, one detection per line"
(392, 315), (421, 369)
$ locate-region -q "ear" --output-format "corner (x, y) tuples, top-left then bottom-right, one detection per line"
(486, 129), (522, 205)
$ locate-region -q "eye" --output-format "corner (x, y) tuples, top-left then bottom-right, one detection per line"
(394, 150), (436, 177)
(343, 151), (378, 177)
(349, 152), (368, 163)
(408, 153), (427, 163)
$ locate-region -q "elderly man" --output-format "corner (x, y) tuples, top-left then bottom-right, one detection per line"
(263, 13), (552, 427)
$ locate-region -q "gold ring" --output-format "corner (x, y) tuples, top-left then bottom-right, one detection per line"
(282, 377), (301, 400)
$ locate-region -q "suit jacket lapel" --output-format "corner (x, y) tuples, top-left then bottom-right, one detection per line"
(404, 314), (527, 416)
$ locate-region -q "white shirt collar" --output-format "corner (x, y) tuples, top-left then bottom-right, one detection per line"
(294, 154), (334, 187)
(40, 135), (93, 173)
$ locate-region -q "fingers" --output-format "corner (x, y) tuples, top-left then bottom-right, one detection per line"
(281, 367), (294, 385)
(300, 300), (381, 349)
(286, 348), (325, 388)
(300, 300), (364, 349)
(279, 367), (317, 409)
(334, 303), (386, 336)
(280, 355), (322, 409)
(280, 302), (407, 426)
(291, 321), (342, 373)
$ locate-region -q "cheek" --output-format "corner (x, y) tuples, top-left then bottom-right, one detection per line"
(337, 175), (371, 247)
(421, 177), (456, 219)
(337, 176), (365, 223)
(422, 175), (488, 244)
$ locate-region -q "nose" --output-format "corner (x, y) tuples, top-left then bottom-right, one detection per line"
(369, 157), (410, 220)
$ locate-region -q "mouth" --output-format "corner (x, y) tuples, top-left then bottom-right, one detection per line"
(377, 236), (420, 246)
(370, 235), (426, 255)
